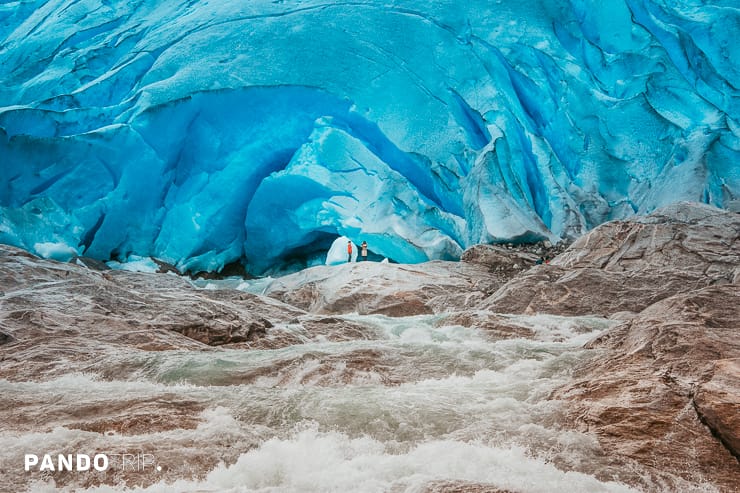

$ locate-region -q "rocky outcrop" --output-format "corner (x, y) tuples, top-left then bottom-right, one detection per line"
(554, 285), (740, 491)
(422, 482), (512, 493)
(261, 241), (565, 317)
(70, 256), (111, 271)
(235, 315), (384, 351)
(481, 203), (739, 316)
(261, 260), (501, 316)
(460, 203), (740, 490)
(461, 241), (568, 269)
(435, 311), (537, 340)
(461, 244), (539, 270)
(0, 328), (14, 345)
(0, 244), (303, 380)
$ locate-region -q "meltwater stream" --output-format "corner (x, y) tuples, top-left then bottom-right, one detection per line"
(1, 312), (641, 492)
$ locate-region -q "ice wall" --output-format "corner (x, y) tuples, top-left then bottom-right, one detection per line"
(0, 0), (738, 273)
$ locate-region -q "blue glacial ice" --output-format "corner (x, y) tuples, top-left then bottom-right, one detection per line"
(0, 0), (738, 274)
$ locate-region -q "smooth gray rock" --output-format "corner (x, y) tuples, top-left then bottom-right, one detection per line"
(260, 260), (501, 316)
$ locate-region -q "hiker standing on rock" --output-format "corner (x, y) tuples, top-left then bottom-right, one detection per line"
(347, 240), (353, 263)
(360, 241), (368, 262)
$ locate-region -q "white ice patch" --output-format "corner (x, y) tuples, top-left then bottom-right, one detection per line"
(33, 241), (79, 262)
(326, 236), (357, 265)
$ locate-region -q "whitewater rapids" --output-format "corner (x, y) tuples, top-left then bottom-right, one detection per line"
(0, 307), (668, 493)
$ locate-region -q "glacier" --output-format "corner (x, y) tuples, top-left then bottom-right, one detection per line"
(0, 0), (738, 274)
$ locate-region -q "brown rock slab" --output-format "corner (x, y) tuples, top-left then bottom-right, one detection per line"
(694, 359), (740, 461)
(436, 311), (536, 340)
(461, 243), (539, 268)
(554, 285), (740, 491)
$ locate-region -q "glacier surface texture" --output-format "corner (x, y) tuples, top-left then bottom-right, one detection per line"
(0, 0), (738, 273)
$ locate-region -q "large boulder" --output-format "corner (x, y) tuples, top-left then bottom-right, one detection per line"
(480, 203), (739, 316)
(472, 203), (740, 490)
(261, 260), (500, 316)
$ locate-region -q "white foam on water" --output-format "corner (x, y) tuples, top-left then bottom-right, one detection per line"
(0, 372), (206, 401)
(345, 313), (488, 345)
(4, 313), (666, 492)
(0, 405), (248, 455)
(74, 425), (638, 493)
(189, 277), (268, 293)
(66, 311), (604, 390)
(495, 313), (618, 344)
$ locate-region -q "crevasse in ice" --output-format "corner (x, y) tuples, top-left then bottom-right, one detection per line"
(0, 1), (738, 273)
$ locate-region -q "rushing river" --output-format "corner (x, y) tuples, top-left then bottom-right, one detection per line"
(1, 303), (646, 492)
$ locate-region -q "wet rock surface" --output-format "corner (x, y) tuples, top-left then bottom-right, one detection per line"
(455, 203), (740, 491)
(516, 203), (740, 491)
(694, 358), (740, 462)
(435, 311), (537, 340)
(554, 286), (740, 491)
(422, 482), (513, 493)
(460, 240), (568, 281)
(261, 260), (502, 316)
(233, 314), (384, 351)
(260, 241), (557, 318)
(5, 393), (205, 436)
